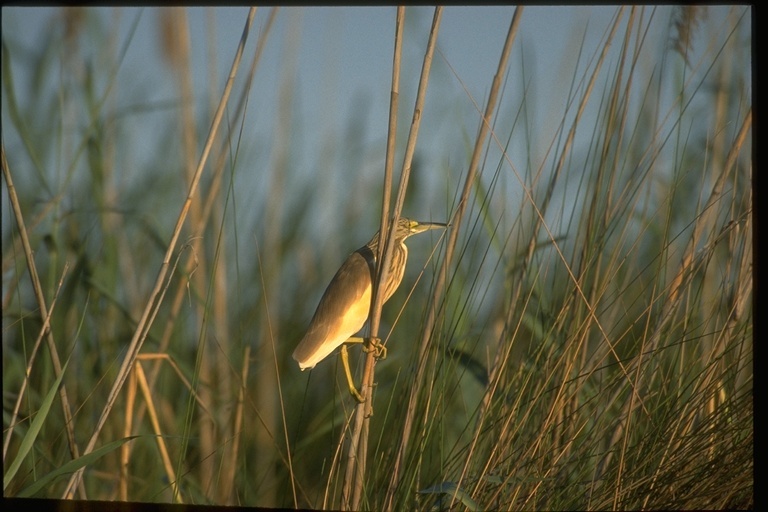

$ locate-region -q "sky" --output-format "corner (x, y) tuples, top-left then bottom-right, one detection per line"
(1, 6), (613, 170)
(1, 6), (750, 243)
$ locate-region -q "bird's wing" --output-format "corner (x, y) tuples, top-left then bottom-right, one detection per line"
(292, 249), (374, 368)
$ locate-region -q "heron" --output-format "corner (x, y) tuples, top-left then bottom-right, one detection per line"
(292, 217), (446, 401)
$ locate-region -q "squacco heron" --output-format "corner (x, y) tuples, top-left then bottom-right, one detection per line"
(292, 217), (446, 402)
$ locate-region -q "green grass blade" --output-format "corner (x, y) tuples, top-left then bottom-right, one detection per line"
(4, 361), (68, 490)
(17, 436), (139, 497)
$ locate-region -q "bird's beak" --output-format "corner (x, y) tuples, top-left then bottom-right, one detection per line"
(412, 220), (448, 234)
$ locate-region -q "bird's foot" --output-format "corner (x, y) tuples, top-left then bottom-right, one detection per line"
(362, 336), (387, 361)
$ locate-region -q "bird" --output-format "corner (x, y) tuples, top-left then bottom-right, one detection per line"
(292, 217), (446, 401)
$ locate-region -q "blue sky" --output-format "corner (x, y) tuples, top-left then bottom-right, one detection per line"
(2, 6), (750, 242)
(1, 6), (615, 174)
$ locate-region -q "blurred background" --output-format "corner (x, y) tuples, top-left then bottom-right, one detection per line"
(2, 6), (752, 509)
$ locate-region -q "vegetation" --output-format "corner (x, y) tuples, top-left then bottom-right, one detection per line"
(3, 6), (752, 510)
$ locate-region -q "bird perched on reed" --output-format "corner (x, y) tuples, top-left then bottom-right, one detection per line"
(292, 217), (446, 401)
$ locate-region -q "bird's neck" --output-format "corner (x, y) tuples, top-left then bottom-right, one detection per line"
(356, 245), (377, 278)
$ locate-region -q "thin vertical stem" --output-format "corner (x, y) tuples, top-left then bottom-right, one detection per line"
(342, 6), (443, 511)
(340, 5), (404, 509)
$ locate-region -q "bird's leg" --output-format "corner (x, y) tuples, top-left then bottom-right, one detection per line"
(340, 337), (387, 403)
(340, 345), (365, 403)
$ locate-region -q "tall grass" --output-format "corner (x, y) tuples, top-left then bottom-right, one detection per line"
(2, 5), (751, 510)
